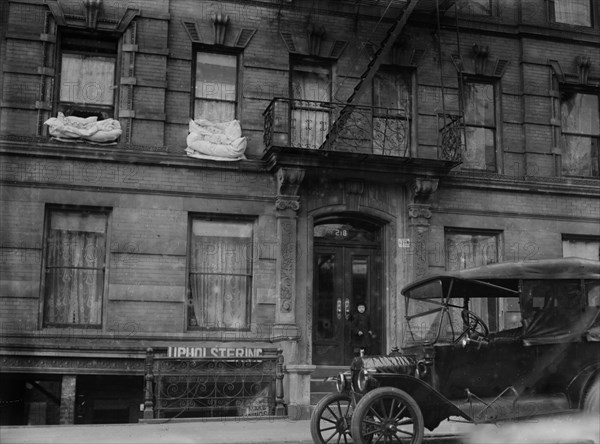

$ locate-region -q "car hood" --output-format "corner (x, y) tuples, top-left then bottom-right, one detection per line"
(351, 354), (418, 376)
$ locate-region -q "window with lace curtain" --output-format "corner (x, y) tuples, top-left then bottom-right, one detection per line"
(187, 218), (253, 330)
(560, 90), (600, 177)
(550, 0), (592, 26)
(42, 209), (108, 327)
(57, 32), (117, 120)
(462, 79), (498, 171)
(193, 51), (238, 122)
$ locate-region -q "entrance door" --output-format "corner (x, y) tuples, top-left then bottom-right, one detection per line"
(312, 220), (382, 365)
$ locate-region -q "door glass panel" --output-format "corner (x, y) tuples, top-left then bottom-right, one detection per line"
(316, 253), (336, 340)
(351, 256), (368, 306)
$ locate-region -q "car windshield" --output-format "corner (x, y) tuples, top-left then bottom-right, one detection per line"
(403, 278), (522, 346)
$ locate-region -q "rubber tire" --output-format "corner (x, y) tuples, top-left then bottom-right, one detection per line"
(350, 387), (424, 444)
(310, 392), (353, 444)
(582, 375), (599, 414)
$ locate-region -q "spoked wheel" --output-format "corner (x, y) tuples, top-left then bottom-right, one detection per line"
(350, 387), (424, 444)
(582, 375), (599, 414)
(311, 392), (354, 444)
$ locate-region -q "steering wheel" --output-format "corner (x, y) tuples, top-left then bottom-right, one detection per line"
(460, 309), (490, 339)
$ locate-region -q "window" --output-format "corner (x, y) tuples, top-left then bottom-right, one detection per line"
(560, 91), (600, 177)
(445, 230), (505, 331)
(188, 218), (253, 330)
(462, 80), (497, 170)
(562, 236), (600, 260)
(550, 0), (592, 26)
(43, 209), (108, 327)
(290, 60), (331, 149)
(373, 69), (412, 156)
(58, 32), (118, 119)
(193, 52), (238, 122)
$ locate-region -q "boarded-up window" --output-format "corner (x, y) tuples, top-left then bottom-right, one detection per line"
(373, 70), (411, 156)
(552, 0), (592, 26)
(188, 219), (253, 329)
(43, 210), (108, 327)
(194, 52), (237, 122)
(560, 92), (600, 177)
(463, 81), (497, 171)
(58, 33), (117, 119)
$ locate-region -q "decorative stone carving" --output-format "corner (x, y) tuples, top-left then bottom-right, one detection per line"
(212, 13), (229, 45)
(276, 197), (300, 212)
(411, 177), (439, 204)
(576, 55), (592, 85)
(277, 167), (305, 197)
(279, 219), (295, 313)
(307, 22), (326, 56)
(471, 44), (489, 75)
(84, 0), (102, 29)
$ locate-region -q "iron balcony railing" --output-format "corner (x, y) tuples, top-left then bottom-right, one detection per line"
(263, 98), (464, 162)
(263, 97), (412, 157)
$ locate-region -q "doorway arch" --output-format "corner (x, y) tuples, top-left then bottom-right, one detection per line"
(311, 213), (385, 365)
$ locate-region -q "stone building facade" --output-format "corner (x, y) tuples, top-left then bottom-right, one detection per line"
(0, 0), (599, 424)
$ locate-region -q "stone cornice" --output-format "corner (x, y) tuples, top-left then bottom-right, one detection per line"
(443, 172), (600, 198)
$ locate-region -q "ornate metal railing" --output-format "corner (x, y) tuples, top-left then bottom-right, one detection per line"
(263, 98), (411, 156)
(142, 348), (285, 419)
(438, 113), (465, 162)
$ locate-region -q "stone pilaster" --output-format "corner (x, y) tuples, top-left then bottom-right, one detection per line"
(59, 375), (77, 425)
(273, 168), (305, 338)
(408, 178), (438, 279)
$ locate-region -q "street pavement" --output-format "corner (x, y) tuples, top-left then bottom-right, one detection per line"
(1, 413), (598, 444)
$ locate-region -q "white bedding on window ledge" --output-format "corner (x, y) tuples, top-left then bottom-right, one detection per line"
(185, 118), (247, 161)
(44, 113), (122, 143)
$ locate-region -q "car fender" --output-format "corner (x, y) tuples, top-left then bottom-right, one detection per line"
(567, 362), (600, 409)
(373, 373), (472, 430)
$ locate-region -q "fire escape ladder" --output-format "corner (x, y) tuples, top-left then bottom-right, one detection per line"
(321, 0), (420, 150)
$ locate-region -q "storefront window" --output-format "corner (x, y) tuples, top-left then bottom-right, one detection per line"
(188, 219), (253, 329)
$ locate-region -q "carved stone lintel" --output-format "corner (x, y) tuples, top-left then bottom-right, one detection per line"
(277, 167), (305, 197)
(471, 44), (489, 75)
(410, 177), (439, 204)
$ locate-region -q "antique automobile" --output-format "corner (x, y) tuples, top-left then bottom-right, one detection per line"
(311, 258), (600, 444)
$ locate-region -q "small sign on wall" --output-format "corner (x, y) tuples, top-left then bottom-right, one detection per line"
(398, 238), (411, 248)
(167, 346), (263, 359)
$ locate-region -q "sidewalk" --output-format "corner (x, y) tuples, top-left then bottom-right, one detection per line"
(1, 413), (597, 444)
(0, 417), (475, 444)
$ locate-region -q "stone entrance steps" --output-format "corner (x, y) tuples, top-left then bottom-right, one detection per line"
(310, 366), (346, 405)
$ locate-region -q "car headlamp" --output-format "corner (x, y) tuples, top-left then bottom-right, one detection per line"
(356, 368), (369, 392)
(335, 372), (347, 392)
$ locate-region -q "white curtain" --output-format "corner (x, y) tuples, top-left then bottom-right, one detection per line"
(60, 54), (115, 105)
(291, 67), (330, 149)
(44, 212), (106, 326)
